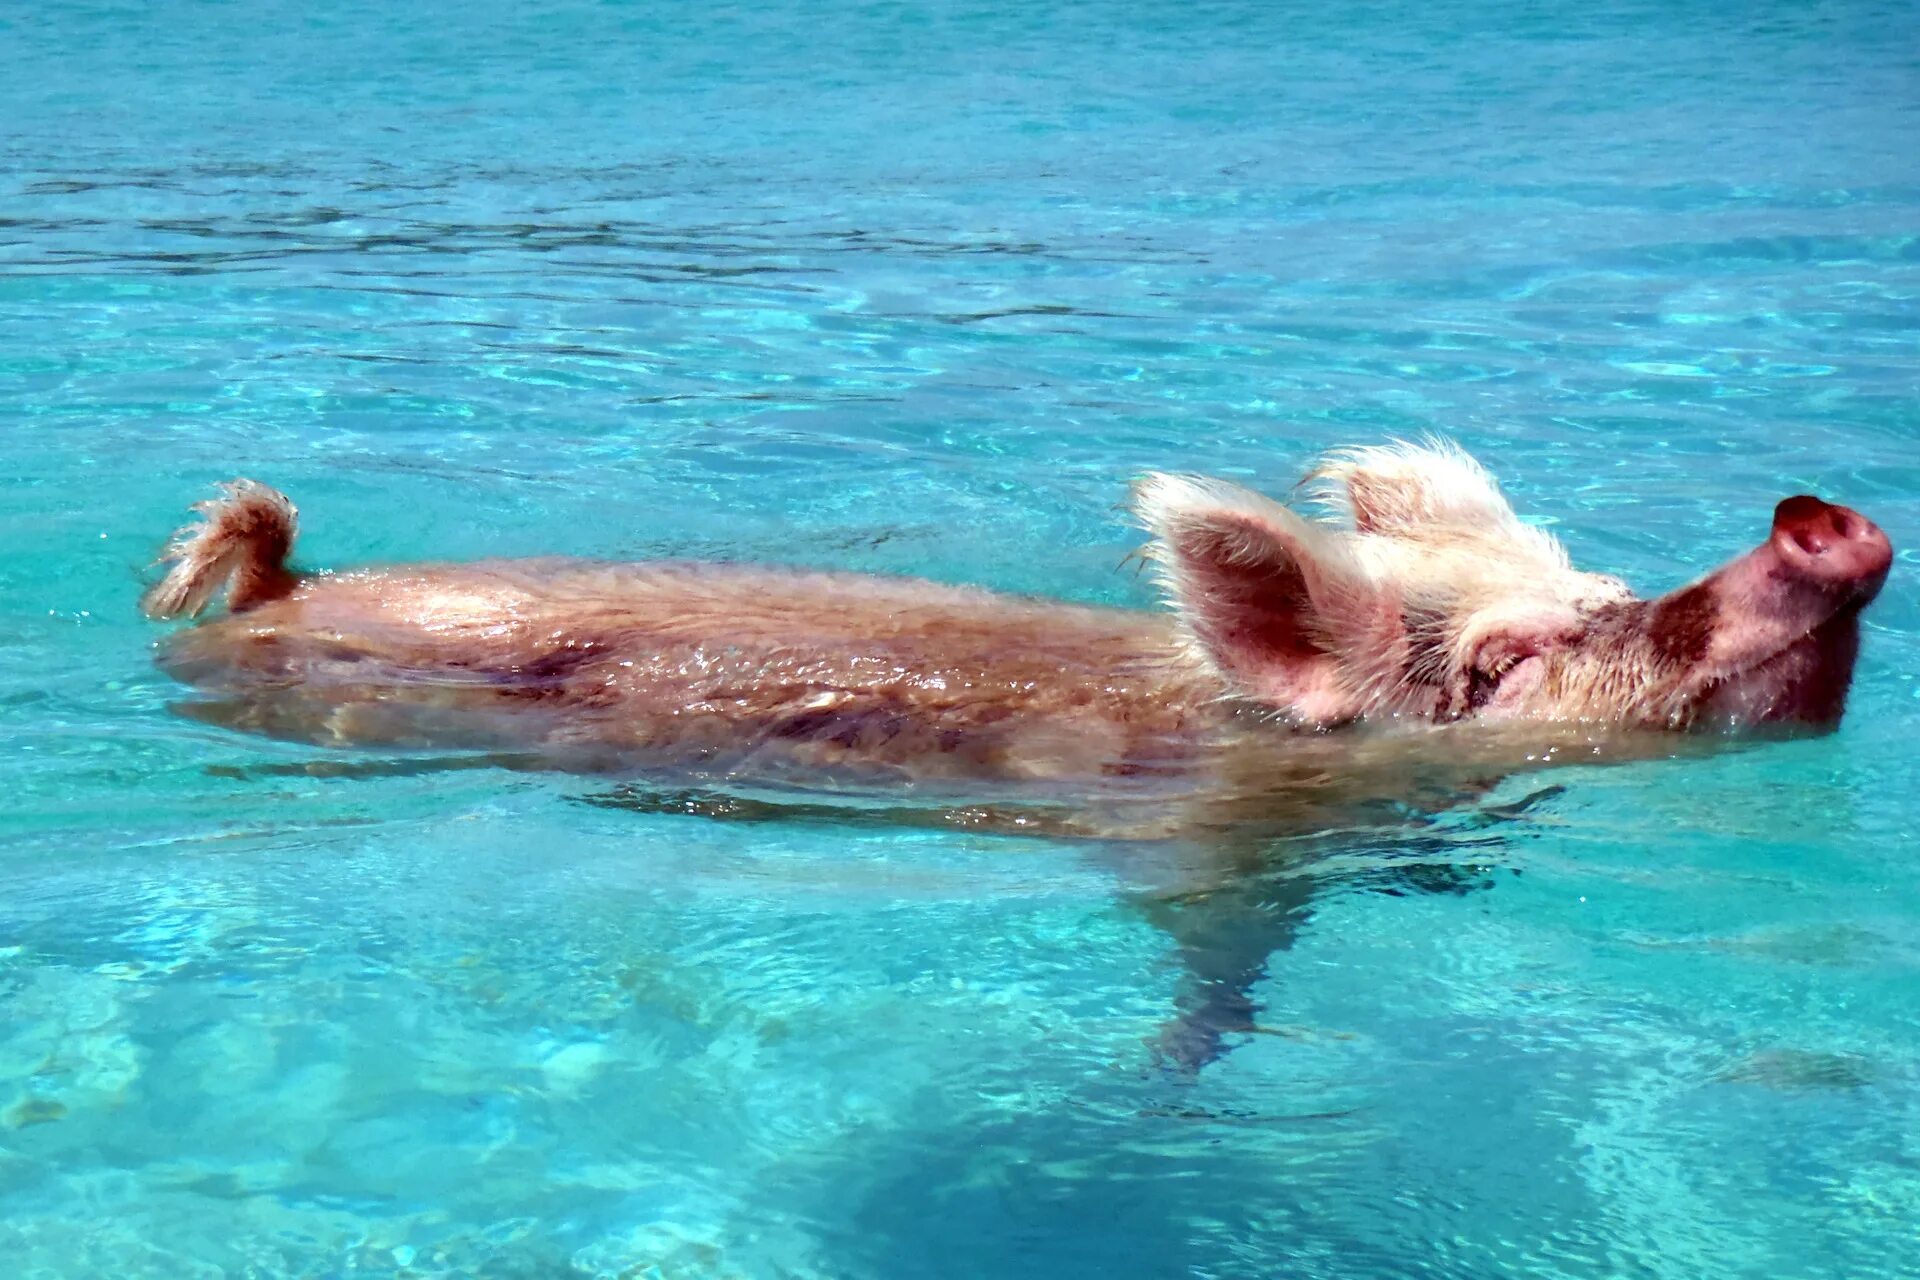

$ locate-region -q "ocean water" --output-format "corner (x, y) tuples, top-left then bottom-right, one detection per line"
(4, 0), (1919, 1275)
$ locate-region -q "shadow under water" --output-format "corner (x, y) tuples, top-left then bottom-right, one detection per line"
(204, 720), (1720, 1073)
(565, 771), (1581, 1077)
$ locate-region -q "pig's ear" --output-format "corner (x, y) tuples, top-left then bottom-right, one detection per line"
(1310, 438), (1521, 537)
(1134, 474), (1393, 725)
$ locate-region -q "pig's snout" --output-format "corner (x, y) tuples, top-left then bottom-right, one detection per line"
(1768, 496), (1892, 603)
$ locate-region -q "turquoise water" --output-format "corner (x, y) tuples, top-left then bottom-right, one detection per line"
(5, 0), (1920, 1274)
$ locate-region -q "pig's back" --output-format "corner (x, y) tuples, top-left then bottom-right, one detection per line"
(158, 560), (1223, 779)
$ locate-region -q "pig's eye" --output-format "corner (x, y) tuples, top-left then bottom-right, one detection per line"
(1464, 656), (1520, 712)
(1459, 642), (1553, 718)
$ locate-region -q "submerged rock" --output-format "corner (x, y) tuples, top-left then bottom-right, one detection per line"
(1713, 1048), (1876, 1090)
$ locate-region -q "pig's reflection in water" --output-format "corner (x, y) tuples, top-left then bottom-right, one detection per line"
(202, 720), (1693, 1075)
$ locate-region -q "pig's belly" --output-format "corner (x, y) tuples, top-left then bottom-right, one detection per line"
(154, 561), (1212, 781)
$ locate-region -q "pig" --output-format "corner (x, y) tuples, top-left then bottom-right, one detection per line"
(143, 439), (1891, 783)
(140, 439), (1893, 1073)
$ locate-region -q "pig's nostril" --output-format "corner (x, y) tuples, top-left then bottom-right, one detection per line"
(1768, 495), (1892, 592)
(1773, 495), (1843, 557)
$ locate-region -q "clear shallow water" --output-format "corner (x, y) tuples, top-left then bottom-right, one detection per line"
(4, 0), (1920, 1275)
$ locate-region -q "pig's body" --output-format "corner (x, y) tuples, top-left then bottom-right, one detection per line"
(144, 441), (1893, 786)
(160, 559), (1226, 781)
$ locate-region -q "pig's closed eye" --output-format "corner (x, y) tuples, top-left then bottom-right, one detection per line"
(1465, 656), (1519, 711)
(1465, 650), (1546, 714)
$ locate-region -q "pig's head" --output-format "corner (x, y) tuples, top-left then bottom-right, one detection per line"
(1136, 440), (1891, 733)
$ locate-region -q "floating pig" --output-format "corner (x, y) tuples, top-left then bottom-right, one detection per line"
(142, 441), (1894, 1072)
(143, 440), (1891, 780)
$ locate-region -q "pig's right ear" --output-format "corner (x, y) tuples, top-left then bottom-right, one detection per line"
(1134, 474), (1389, 725)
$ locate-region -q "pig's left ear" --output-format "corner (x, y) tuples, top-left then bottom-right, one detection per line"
(1134, 474), (1400, 725)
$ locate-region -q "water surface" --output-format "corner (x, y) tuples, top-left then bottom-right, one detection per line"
(3, 2), (1919, 1276)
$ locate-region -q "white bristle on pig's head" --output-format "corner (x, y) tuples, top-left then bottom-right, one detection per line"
(1308, 436), (1513, 530)
(1133, 440), (1635, 728)
(1309, 438), (1632, 668)
(1307, 436), (1576, 573)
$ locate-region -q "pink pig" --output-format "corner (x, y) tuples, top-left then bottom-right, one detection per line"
(143, 441), (1891, 781)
